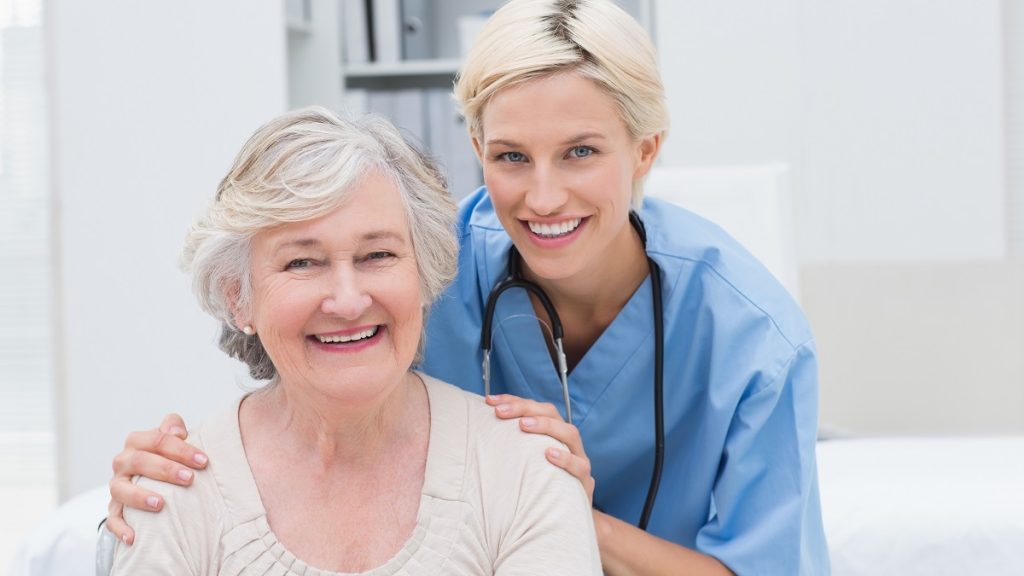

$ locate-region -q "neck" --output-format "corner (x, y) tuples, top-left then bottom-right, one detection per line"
(522, 221), (649, 320)
(519, 219), (650, 371)
(243, 372), (427, 468)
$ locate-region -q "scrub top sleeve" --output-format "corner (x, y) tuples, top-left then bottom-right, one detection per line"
(696, 341), (831, 576)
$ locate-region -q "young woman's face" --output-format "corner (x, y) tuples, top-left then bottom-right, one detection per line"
(240, 172), (423, 407)
(473, 72), (659, 283)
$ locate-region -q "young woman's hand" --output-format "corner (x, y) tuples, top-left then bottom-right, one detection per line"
(485, 394), (594, 503)
(105, 413), (208, 544)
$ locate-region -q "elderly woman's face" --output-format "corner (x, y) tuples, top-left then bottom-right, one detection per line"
(242, 172), (423, 405)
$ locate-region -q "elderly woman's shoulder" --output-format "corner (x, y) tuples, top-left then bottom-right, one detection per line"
(129, 431), (223, 515)
(124, 401), (246, 532)
(118, 431), (226, 567)
(418, 373), (566, 454)
(114, 428), (228, 571)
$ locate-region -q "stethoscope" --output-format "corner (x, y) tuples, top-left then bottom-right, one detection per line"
(481, 211), (666, 531)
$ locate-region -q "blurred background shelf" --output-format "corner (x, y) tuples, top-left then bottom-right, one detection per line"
(342, 59), (461, 90)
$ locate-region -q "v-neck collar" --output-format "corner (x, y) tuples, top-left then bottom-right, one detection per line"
(194, 375), (470, 575)
(475, 224), (655, 427)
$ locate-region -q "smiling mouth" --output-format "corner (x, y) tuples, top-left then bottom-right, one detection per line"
(527, 217), (583, 238)
(314, 326), (379, 344)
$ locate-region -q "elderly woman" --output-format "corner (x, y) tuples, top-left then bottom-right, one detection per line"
(110, 107), (601, 574)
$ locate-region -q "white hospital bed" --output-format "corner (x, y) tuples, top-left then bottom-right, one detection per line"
(817, 436), (1024, 576)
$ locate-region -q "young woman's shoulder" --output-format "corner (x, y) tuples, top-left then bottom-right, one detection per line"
(643, 197), (812, 347)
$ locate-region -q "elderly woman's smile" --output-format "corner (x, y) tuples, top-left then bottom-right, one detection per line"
(312, 326), (380, 346)
(241, 171), (424, 401)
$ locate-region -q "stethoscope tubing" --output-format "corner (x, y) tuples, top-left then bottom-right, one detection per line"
(480, 212), (665, 532)
(481, 276), (572, 423)
(638, 252), (664, 531)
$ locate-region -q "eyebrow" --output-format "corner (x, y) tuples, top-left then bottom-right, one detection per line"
(485, 132), (608, 148)
(273, 230), (408, 254)
(361, 230), (407, 243)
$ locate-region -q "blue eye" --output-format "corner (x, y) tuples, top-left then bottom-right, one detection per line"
(498, 151), (527, 163)
(569, 146), (594, 159)
(287, 258), (313, 269)
(366, 251), (394, 261)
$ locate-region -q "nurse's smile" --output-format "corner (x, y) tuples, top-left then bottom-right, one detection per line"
(523, 216), (589, 247)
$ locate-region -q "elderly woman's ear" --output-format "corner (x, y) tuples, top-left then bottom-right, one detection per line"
(224, 281), (252, 335)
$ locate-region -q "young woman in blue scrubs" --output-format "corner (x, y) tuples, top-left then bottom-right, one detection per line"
(105, 1), (830, 573)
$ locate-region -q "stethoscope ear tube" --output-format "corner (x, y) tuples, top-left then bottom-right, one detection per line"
(481, 269), (572, 424)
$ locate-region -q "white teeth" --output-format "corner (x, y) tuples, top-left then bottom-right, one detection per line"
(316, 327), (378, 344)
(528, 218), (582, 238)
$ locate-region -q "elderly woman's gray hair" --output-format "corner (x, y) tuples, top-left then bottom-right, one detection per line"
(181, 106), (459, 380)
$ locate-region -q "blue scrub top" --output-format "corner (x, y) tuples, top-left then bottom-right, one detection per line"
(420, 188), (830, 575)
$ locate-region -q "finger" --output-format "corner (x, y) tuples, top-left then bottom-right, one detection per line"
(110, 476), (165, 512)
(518, 415), (585, 456)
(113, 447), (197, 486)
(159, 413), (189, 439)
(485, 394), (561, 420)
(545, 447), (596, 500)
(122, 429), (207, 470)
(104, 501), (134, 546)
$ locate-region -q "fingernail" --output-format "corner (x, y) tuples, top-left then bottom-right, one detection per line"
(169, 426), (185, 436)
(177, 469), (193, 481)
(547, 448), (562, 459)
(193, 453), (208, 465)
(121, 533), (129, 544)
(496, 404), (510, 415)
(145, 496), (160, 509)
(521, 417), (536, 428)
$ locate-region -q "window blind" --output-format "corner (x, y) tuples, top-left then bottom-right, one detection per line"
(0, 0), (55, 487)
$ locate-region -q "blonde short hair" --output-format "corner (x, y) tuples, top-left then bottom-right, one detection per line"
(455, 0), (669, 203)
(181, 107), (458, 380)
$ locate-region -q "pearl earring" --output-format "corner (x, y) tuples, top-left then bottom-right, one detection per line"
(242, 325), (254, 336)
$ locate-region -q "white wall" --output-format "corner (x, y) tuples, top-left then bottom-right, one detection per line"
(49, 0), (287, 499)
(655, 1), (801, 170)
(287, 0), (343, 109)
(798, 1), (1005, 262)
(654, 0), (1019, 434)
(656, 0), (1006, 263)
(803, 262), (1024, 435)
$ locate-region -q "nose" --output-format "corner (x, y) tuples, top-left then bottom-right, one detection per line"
(320, 265), (372, 319)
(524, 165), (569, 216)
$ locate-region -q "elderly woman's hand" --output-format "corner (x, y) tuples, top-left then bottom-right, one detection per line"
(105, 413), (208, 544)
(484, 394), (595, 504)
